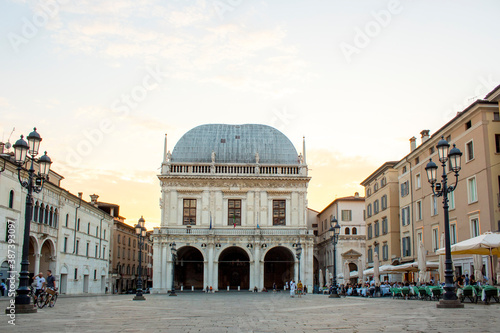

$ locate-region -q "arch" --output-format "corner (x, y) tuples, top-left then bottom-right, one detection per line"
(60, 264), (69, 275)
(218, 246), (250, 290)
(44, 205), (49, 225)
(83, 267), (90, 275)
(345, 227), (350, 235)
(263, 246), (295, 290)
(39, 204), (45, 223)
(49, 207), (54, 226)
(34, 201), (40, 222)
(40, 239), (56, 273)
(53, 208), (58, 228)
(352, 227), (357, 235)
(175, 246), (205, 289)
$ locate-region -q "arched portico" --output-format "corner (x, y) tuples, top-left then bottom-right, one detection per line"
(217, 246), (250, 290)
(40, 238), (57, 274)
(175, 246), (205, 290)
(263, 246), (295, 289)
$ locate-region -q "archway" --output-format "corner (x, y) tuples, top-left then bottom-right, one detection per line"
(28, 236), (38, 278)
(40, 239), (56, 274)
(348, 262), (358, 284)
(218, 247), (249, 290)
(264, 246), (294, 289)
(175, 246), (204, 290)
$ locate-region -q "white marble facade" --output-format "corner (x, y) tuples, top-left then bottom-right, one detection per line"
(152, 124), (314, 292)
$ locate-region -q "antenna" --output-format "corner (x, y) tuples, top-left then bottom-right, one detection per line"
(4, 127), (15, 149)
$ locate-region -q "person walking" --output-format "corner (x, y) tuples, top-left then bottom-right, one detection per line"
(290, 280), (296, 298)
(297, 280), (303, 298)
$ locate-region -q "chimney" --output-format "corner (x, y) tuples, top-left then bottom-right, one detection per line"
(90, 194), (99, 205)
(420, 130), (430, 144)
(354, 192), (359, 198)
(410, 137), (417, 151)
(78, 192), (83, 200)
(0, 142), (4, 154)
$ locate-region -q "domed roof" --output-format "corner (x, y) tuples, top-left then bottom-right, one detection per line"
(171, 124), (299, 165)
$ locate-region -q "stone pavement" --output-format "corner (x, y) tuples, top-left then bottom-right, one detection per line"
(2, 292), (499, 332)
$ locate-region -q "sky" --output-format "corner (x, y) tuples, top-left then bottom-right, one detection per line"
(1, 0), (500, 229)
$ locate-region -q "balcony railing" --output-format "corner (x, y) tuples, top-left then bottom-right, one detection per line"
(30, 222), (58, 238)
(163, 162), (306, 177)
(155, 227), (312, 236)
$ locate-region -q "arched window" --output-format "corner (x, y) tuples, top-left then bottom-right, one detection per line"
(44, 206), (49, 224)
(9, 190), (14, 209)
(374, 183), (379, 192)
(34, 202), (39, 222)
(96, 226), (99, 237)
(65, 214), (69, 227)
(53, 209), (58, 228)
(132, 265), (135, 275)
(39, 204), (45, 224)
(352, 227), (357, 235)
(367, 204), (372, 217)
(381, 195), (388, 210)
(345, 227), (350, 235)
(49, 207), (54, 226)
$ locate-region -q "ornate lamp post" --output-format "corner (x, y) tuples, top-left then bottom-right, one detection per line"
(169, 242), (177, 296)
(133, 216), (146, 301)
(425, 136), (464, 309)
(11, 128), (52, 313)
(295, 241), (302, 281)
(329, 216), (341, 298)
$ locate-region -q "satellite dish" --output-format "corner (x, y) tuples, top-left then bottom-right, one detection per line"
(5, 142), (11, 149)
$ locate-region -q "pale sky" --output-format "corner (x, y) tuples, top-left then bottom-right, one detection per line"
(1, 0), (500, 229)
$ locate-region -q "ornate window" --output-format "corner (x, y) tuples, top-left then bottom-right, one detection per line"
(228, 199), (241, 225)
(272, 200), (286, 226)
(183, 199), (197, 225)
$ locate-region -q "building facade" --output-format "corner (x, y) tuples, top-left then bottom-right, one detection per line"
(393, 85), (500, 281)
(315, 194), (366, 286)
(152, 124), (313, 292)
(0, 148), (113, 295)
(361, 162), (401, 270)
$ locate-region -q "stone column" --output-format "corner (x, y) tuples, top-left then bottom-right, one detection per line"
(207, 245), (214, 288)
(34, 253), (40, 275)
(162, 244), (169, 290)
(254, 245), (260, 290)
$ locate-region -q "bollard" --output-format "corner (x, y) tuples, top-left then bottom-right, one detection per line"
(192, 286), (194, 292)
(238, 286), (240, 291)
(181, 286), (184, 292)
(227, 286), (230, 291)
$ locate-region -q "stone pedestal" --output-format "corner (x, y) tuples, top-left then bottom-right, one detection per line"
(5, 303), (38, 314)
(328, 293), (340, 298)
(436, 299), (464, 308)
(133, 295), (146, 301)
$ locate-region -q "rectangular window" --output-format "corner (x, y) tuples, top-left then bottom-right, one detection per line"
(374, 200), (379, 214)
(86, 243), (89, 257)
(103, 246), (106, 260)
(496, 134), (500, 153)
(381, 195), (387, 210)
(415, 174), (421, 189)
(465, 120), (472, 130)
(431, 195), (438, 216)
(401, 206), (411, 226)
(402, 236), (411, 257)
(494, 112), (500, 121)
(272, 200), (286, 226)
(374, 221), (379, 237)
(382, 243), (389, 261)
(450, 222), (457, 245)
(448, 191), (455, 210)
(382, 217), (388, 234)
(76, 240), (79, 255)
(77, 218), (80, 231)
(228, 199), (242, 225)
(95, 245), (98, 258)
(432, 227), (439, 252)
(367, 224), (372, 239)
(416, 201), (422, 221)
(63, 237), (68, 253)
(87, 223), (90, 234)
(374, 244), (379, 256)
(417, 230), (423, 245)
(466, 140), (474, 161)
(467, 177), (478, 203)
(183, 199), (197, 225)
(74, 268), (78, 280)
(400, 181), (409, 197)
(94, 270), (97, 280)
(470, 217), (480, 237)
(368, 248), (373, 263)
(341, 210), (352, 221)
(103, 230), (106, 240)
(117, 246), (120, 258)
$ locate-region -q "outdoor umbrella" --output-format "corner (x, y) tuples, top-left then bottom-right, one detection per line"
(343, 262), (350, 285)
(319, 268), (324, 288)
(373, 252), (380, 286)
(439, 233), (445, 283)
(325, 268), (330, 287)
(436, 232), (500, 285)
(418, 241), (427, 285)
(473, 254), (483, 283)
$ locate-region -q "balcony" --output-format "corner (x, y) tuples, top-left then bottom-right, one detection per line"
(162, 162), (307, 177)
(154, 227), (312, 237)
(30, 222), (58, 238)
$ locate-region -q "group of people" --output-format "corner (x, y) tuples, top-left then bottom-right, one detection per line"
(287, 280), (305, 297)
(455, 273), (489, 288)
(32, 269), (57, 307)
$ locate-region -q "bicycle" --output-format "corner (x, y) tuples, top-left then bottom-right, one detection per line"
(37, 288), (58, 308)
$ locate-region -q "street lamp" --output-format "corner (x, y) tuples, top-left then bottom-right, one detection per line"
(133, 216), (147, 301)
(329, 216), (341, 298)
(425, 136), (464, 309)
(169, 242), (177, 296)
(11, 128), (52, 313)
(295, 241), (302, 281)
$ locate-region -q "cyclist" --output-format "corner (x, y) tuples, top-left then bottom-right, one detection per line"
(44, 270), (57, 307)
(32, 272), (45, 308)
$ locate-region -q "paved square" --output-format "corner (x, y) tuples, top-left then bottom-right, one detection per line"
(3, 293), (500, 332)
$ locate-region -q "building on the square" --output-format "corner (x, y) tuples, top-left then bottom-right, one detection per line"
(0, 147), (113, 295)
(151, 124), (313, 292)
(315, 193), (366, 286)
(360, 162), (401, 274)
(393, 84), (500, 281)
(96, 201), (153, 294)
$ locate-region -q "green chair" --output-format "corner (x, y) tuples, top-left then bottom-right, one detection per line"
(401, 287), (410, 300)
(482, 286), (500, 304)
(460, 285), (478, 303)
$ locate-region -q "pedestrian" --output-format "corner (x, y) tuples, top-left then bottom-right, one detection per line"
(290, 280), (296, 297)
(272, 282), (276, 292)
(297, 280), (303, 298)
(285, 281), (289, 290)
(32, 272), (45, 307)
(0, 279), (6, 296)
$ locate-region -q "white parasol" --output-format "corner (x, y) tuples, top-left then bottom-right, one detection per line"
(418, 241), (427, 284)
